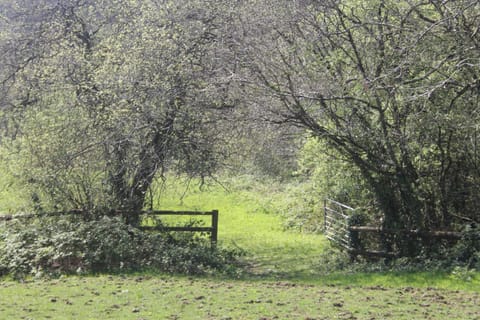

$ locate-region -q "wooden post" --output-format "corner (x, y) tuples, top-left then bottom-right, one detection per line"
(211, 210), (218, 247)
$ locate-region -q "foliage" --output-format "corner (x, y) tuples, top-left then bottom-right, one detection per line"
(0, 143), (33, 213)
(450, 266), (477, 282)
(224, 122), (302, 180)
(0, 0), (234, 224)
(297, 137), (371, 207)
(0, 215), (238, 278)
(449, 225), (480, 269)
(282, 137), (374, 232)
(239, 0), (480, 256)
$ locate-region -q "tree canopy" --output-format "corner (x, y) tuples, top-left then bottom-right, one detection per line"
(1, 0), (236, 224)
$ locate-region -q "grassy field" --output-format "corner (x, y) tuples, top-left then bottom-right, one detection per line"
(1, 175), (479, 319)
(1, 275), (479, 320)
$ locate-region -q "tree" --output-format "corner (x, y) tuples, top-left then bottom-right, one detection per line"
(0, 0), (234, 225)
(239, 0), (480, 254)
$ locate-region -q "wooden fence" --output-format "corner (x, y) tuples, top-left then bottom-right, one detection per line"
(348, 225), (461, 258)
(139, 210), (219, 247)
(324, 199), (463, 259)
(0, 209), (219, 247)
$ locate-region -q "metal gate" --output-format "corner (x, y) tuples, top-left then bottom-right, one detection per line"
(323, 199), (354, 250)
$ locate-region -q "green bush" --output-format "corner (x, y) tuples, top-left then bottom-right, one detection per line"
(449, 225), (480, 269)
(276, 137), (374, 233)
(296, 137), (372, 207)
(0, 215), (238, 279)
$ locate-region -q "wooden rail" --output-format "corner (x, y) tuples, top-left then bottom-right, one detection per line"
(139, 210), (219, 247)
(0, 209), (219, 247)
(323, 199), (465, 259)
(348, 226), (461, 239)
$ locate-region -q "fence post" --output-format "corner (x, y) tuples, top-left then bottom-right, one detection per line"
(347, 216), (358, 261)
(211, 210), (218, 247)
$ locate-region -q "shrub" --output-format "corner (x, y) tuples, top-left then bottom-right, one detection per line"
(315, 226), (480, 275)
(449, 225), (480, 269)
(275, 137), (375, 233)
(0, 215), (238, 279)
(296, 137), (372, 208)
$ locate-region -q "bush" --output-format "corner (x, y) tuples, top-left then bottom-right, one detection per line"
(315, 226), (480, 276)
(0, 215), (238, 279)
(273, 137), (375, 233)
(449, 225), (480, 269)
(296, 137), (372, 208)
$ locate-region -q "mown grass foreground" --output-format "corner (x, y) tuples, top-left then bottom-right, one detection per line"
(0, 275), (479, 320)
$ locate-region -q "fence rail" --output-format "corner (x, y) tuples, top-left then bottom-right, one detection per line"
(348, 226), (461, 239)
(139, 210), (219, 247)
(323, 199), (464, 259)
(1, 209), (219, 247)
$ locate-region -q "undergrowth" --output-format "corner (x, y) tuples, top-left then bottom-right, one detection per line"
(315, 233), (480, 283)
(0, 215), (239, 279)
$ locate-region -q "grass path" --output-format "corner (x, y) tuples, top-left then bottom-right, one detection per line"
(156, 179), (329, 278)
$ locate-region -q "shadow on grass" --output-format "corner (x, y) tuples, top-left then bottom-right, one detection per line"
(234, 263), (480, 292)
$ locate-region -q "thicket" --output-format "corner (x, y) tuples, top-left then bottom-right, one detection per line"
(316, 226), (480, 276)
(0, 215), (239, 279)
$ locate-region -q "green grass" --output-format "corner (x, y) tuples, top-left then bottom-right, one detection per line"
(152, 176), (329, 279)
(0, 275), (479, 320)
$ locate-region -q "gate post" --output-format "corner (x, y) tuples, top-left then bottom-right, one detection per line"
(211, 210), (218, 247)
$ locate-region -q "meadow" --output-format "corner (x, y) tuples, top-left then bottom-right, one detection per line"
(0, 175), (479, 319)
